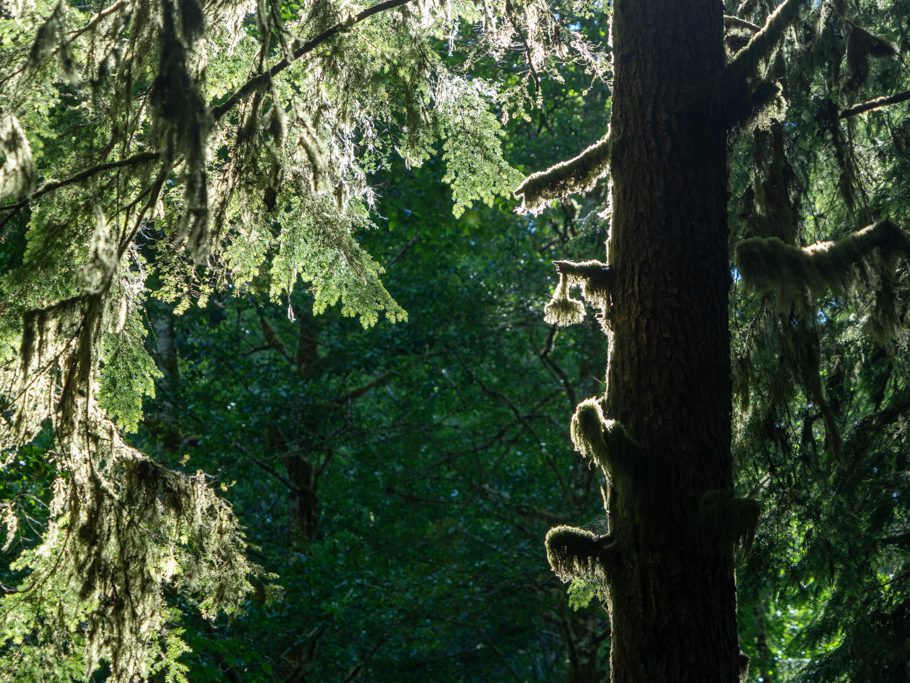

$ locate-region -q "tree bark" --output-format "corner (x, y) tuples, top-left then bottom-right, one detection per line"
(603, 0), (740, 680)
(148, 300), (182, 452)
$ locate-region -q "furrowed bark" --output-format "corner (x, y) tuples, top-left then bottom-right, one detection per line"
(603, 0), (741, 679)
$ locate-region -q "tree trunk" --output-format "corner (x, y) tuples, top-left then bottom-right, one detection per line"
(604, 0), (739, 680)
(148, 300), (182, 452)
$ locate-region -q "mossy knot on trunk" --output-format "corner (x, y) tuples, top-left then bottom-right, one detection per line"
(570, 397), (641, 481)
(545, 525), (612, 582)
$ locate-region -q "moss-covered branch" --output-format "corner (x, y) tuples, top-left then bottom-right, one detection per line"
(554, 260), (614, 299)
(514, 133), (611, 214)
(545, 525), (615, 582)
(570, 398), (642, 482)
(840, 89), (910, 118)
(724, 15), (760, 32)
(735, 220), (910, 303)
(210, 0), (418, 121)
(723, 0), (804, 81)
(543, 260), (614, 327)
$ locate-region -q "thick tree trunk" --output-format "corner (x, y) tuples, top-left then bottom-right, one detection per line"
(604, 0), (739, 681)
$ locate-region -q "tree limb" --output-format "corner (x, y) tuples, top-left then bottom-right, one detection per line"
(724, 14), (760, 32)
(840, 89), (910, 118)
(545, 525), (616, 582)
(514, 133), (612, 214)
(735, 219), (910, 301)
(0, 151), (159, 219)
(1, 0), (416, 219)
(723, 0), (804, 80)
(210, 0), (417, 121)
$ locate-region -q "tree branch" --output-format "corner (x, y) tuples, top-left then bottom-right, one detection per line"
(514, 133), (612, 214)
(735, 220), (910, 301)
(210, 0), (416, 121)
(724, 14), (760, 32)
(840, 89), (910, 118)
(0, 151), (159, 218)
(723, 0), (804, 80)
(1, 0), (415, 219)
(545, 525), (616, 582)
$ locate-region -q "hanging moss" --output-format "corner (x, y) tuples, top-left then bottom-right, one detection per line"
(544, 272), (585, 326)
(545, 525), (611, 582)
(553, 259), (614, 309)
(846, 23), (896, 88)
(515, 133), (611, 215)
(735, 220), (910, 306)
(152, 0), (210, 263)
(0, 113), (34, 201)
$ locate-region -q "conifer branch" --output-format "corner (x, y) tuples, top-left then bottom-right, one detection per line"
(211, 0), (417, 121)
(0, 151), (159, 222)
(2, 0), (415, 221)
(724, 15), (760, 32)
(723, 0), (804, 81)
(553, 259), (614, 308)
(840, 89), (910, 118)
(545, 525), (616, 582)
(514, 133), (611, 214)
(735, 220), (910, 301)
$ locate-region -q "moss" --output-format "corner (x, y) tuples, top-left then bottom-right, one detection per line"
(544, 272), (585, 326)
(735, 220), (910, 307)
(0, 113), (34, 201)
(570, 397), (641, 483)
(554, 259), (613, 309)
(515, 133), (611, 215)
(545, 525), (610, 582)
(725, 0), (804, 81)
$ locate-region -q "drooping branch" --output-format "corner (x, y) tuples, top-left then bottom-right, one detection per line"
(210, 0), (417, 121)
(545, 525), (616, 582)
(723, 0), (804, 81)
(514, 133), (611, 214)
(735, 220), (910, 303)
(1, 0), (416, 219)
(840, 89), (910, 118)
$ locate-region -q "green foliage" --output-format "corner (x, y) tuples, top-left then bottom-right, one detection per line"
(98, 308), (163, 433)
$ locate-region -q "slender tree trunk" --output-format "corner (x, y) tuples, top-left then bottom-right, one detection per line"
(604, 0), (739, 680)
(148, 300), (181, 452)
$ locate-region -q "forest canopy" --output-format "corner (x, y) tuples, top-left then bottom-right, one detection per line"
(0, 0), (909, 680)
